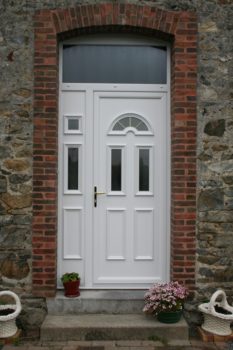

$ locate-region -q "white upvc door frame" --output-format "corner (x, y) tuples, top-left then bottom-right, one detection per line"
(57, 38), (171, 289)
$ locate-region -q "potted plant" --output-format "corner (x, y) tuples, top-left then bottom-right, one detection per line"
(61, 272), (80, 298)
(143, 281), (189, 323)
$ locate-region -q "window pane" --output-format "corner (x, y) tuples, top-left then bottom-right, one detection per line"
(137, 122), (148, 131)
(113, 122), (124, 131)
(68, 119), (79, 130)
(130, 117), (141, 128)
(63, 45), (167, 84)
(139, 149), (149, 191)
(112, 115), (148, 132)
(120, 117), (130, 128)
(68, 148), (79, 190)
(111, 149), (122, 191)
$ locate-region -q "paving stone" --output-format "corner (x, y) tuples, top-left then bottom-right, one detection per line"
(214, 343), (229, 350)
(92, 341), (116, 346)
(125, 347), (154, 350)
(27, 347), (51, 350)
(116, 341), (143, 346)
(167, 340), (191, 346)
(2, 339), (232, 350)
(44, 341), (67, 347)
(76, 347), (104, 350)
(68, 341), (93, 346)
(2, 346), (29, 350)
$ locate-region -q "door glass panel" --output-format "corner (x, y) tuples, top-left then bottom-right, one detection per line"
(130, 117), (142, 128)
(120, 117), (130, 128)
(68, 119), (79, 130)
(113, 122), (124, 131)
(139, 149), (149, 191)
(137, 121), (148, 131)
(68, 147), (79, 190)
(63, 45), (167, 84)
(111, 149), (122, 191)
(112, 114), (149, 133)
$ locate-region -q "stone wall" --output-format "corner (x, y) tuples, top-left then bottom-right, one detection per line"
(196, 0), (233, 301)
(0, 0), (232, 337)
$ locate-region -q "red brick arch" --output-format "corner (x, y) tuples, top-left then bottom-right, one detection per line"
(33, 3), (197, 297)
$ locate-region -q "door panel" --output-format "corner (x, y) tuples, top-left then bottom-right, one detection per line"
(58, 86), (168, 289)
(93, 91), (167, 288)
(58, 90), (86, 283)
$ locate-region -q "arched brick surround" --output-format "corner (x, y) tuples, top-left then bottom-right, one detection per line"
(33, 3), (197, 297)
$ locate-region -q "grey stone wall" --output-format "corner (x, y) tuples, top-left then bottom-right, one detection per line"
(0, 0), (232, 336)
(196, 0), (233, 302)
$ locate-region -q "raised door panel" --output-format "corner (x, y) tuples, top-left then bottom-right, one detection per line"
(93, 91), (167, 287)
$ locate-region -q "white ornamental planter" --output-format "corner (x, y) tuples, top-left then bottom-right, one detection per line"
(198, 289), (233, 336)
(0, 291), (22, 338)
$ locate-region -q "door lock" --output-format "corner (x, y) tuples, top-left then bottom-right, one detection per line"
(94, 186), (106, 207)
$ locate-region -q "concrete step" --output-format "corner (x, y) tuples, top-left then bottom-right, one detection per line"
(47, 290), (145, 314)
(41, 314), (189, 342)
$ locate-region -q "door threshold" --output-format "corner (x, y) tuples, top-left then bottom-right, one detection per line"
(54, 289), (146, 300)
(47, 289), (145, 314)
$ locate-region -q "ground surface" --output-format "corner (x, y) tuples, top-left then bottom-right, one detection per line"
(1, 339), (233, 350)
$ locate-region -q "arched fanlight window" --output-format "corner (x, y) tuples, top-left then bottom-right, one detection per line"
(110, 113), (152, 135)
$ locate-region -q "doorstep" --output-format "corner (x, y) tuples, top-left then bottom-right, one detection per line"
(40, 313), (189, 342)
(47, 290), (145, 314)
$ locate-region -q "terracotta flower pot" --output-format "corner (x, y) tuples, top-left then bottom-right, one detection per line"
(63, 280), (80, 297)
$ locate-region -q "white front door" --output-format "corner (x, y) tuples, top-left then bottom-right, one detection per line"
(58, 85), (169, 289)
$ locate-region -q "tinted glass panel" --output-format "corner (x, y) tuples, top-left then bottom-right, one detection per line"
(68, 119), (79, 130)
(112, 115), (148, 132)
(120, 117), (130, 128)
(111, 149), (122, 191)
(68, 147), (79, 190)
(137, 121), (148, 131)
(63, 45), (167, 84)
(131, 117), (142, 128)
(139, 149), (149, 191)
(113, 122), (124, 131)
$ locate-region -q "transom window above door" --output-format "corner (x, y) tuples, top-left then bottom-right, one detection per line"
(62, 34), (168, 84)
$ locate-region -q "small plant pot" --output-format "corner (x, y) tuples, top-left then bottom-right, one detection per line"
(157, 310), (182, 324)
(63, 280), (80, 298)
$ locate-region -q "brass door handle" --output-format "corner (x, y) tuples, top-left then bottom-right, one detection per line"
(94, 186), (106, 207)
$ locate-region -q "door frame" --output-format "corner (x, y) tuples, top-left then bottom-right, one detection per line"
(58, 35), (171, 288)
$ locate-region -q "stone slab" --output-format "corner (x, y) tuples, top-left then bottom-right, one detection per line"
(41, 314), (189, 342)
(47, 290), (145, 315)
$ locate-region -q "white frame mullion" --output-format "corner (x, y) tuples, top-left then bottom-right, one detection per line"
(58, 37), (171, 288)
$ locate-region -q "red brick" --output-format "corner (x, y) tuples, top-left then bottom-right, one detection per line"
(33, 3), (197, 297)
